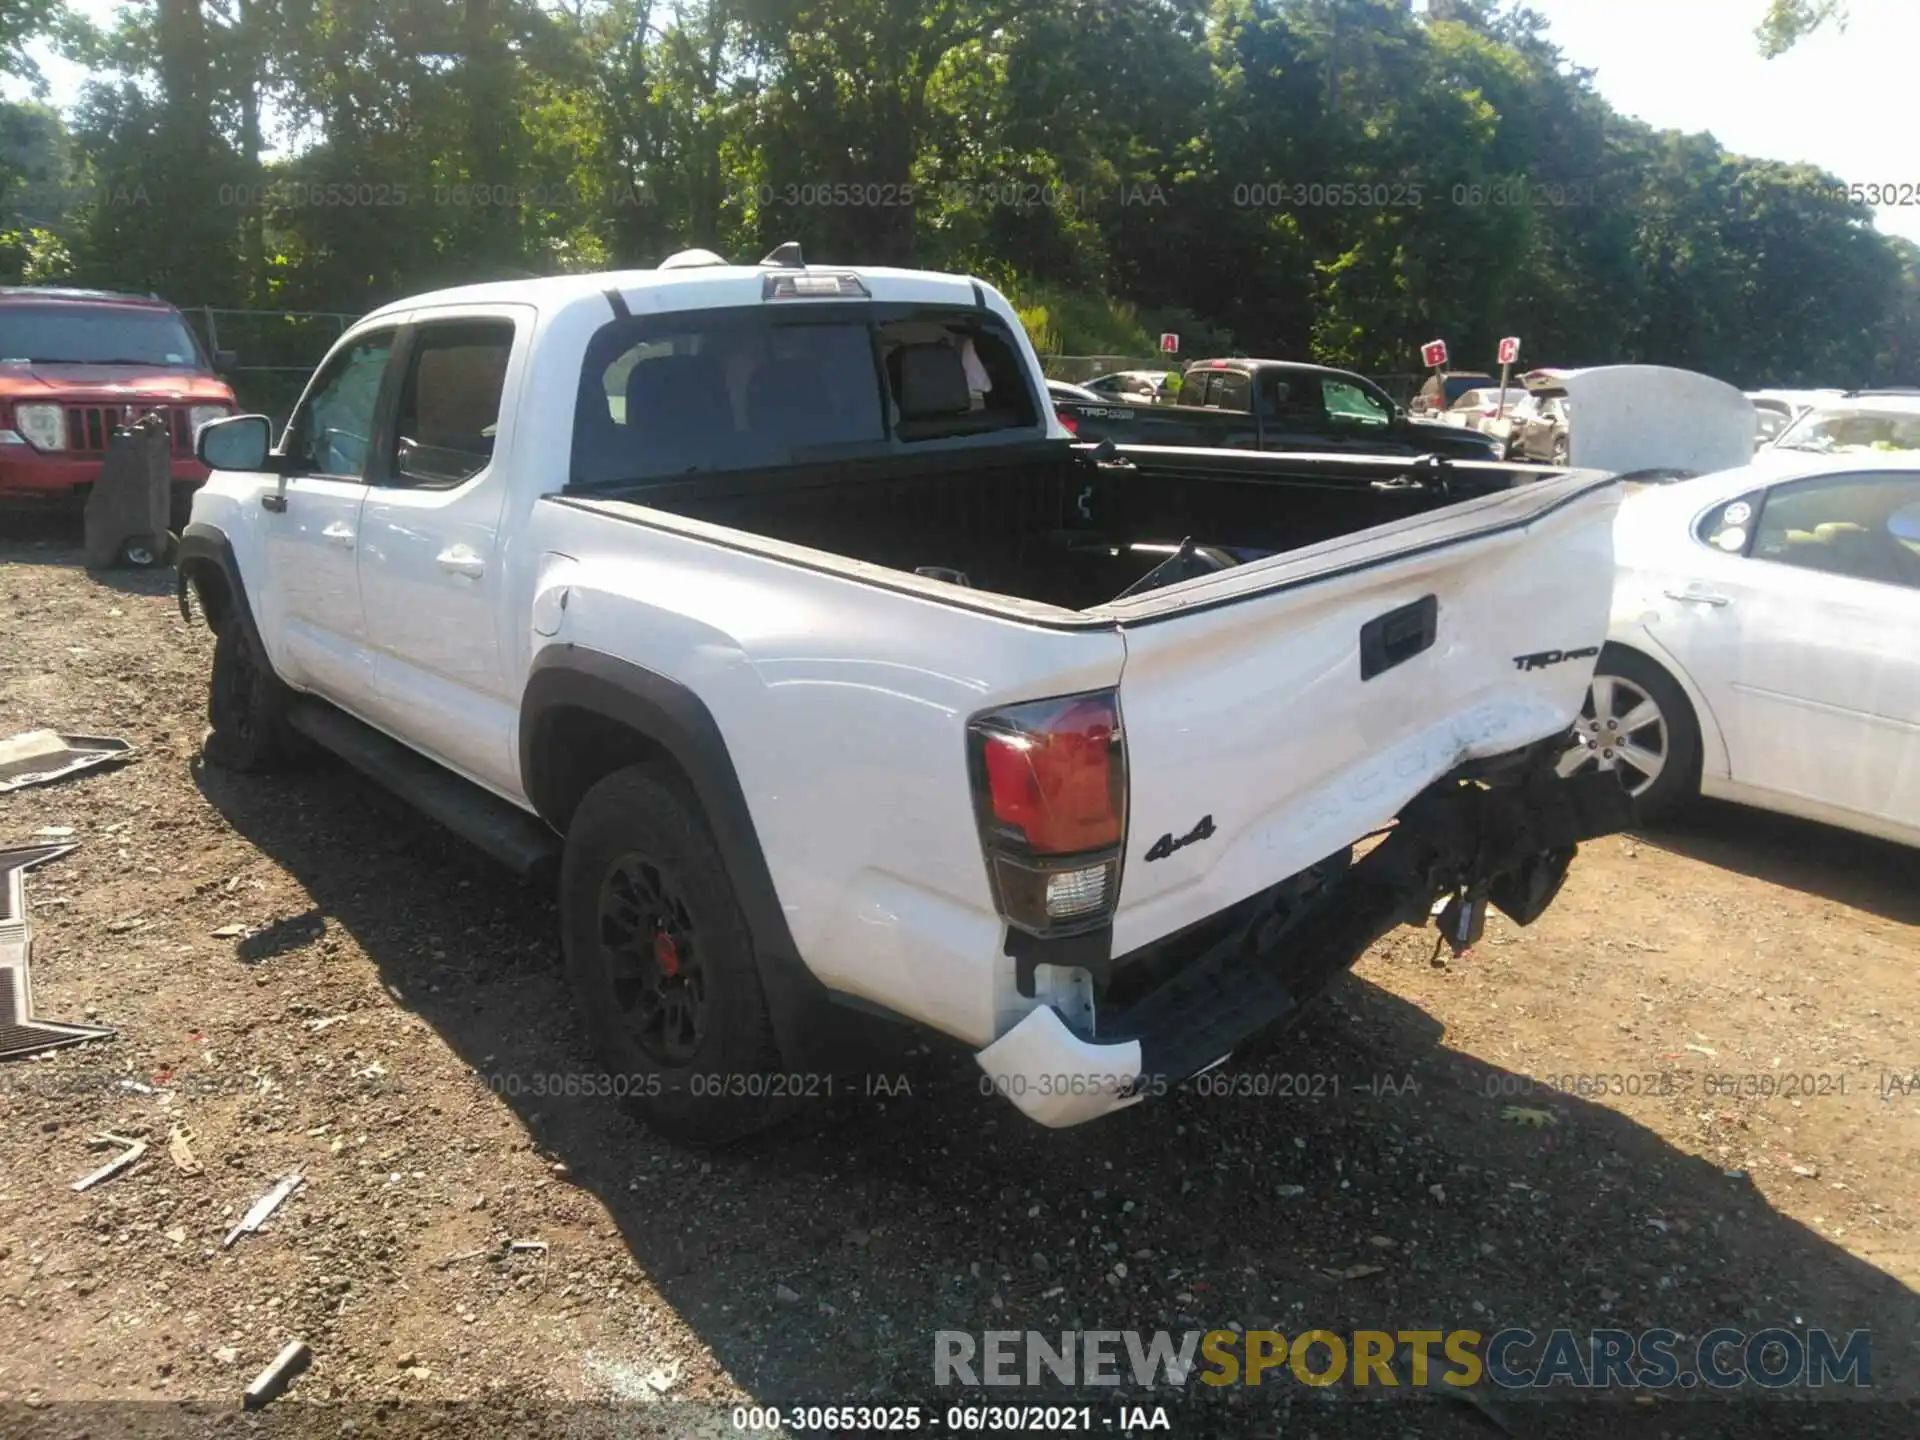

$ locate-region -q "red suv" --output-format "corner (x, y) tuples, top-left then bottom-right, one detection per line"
(1, 286), (238, 528)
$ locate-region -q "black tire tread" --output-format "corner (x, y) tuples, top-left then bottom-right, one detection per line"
(559, 763), (787, 1148)
(203, 615), (307, 772)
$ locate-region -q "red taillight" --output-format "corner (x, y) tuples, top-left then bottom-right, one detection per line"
(968, 691), (1127, 935)
(1057, 408), (1079, 435)
(981, 701), (1120, 854)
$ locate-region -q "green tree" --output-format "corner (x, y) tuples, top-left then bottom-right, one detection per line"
(1757, 0), (1845, 58)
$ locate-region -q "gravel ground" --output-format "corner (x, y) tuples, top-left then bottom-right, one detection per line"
(1, 522), (1916, 1440)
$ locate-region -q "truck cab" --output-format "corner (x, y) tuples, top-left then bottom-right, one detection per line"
(0, 286), (237, 527)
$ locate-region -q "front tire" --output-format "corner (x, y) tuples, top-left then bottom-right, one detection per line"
(559, 764), (788, 1147)
(204, 616), (307, 771)
(1557, 646), (1699, 822)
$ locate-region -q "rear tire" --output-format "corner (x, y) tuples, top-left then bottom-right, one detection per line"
(559, 764), (789, 1148)
(1558, 646), (1699, 823)
(204, 615), (307, 772)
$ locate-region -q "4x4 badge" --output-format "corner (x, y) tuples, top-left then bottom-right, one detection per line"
(1145, 814), (1216, 862)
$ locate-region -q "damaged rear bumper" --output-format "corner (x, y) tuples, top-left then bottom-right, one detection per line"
(974, 736), (1636, 1127)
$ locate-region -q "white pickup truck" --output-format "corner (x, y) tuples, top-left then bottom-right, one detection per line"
(178, 247), (1633, 1143)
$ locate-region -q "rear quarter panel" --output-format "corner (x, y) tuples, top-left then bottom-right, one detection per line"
(528, 499), (1128, 1047)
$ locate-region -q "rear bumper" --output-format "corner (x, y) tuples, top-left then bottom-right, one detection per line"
(974, 735), (1636, 1127)
(0, 449), (209, 505)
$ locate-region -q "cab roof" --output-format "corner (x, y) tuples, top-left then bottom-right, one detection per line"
(0, 285), (175, 308)
(357, 262), (995, 330)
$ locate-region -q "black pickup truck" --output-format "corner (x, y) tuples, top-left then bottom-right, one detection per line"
(1057, 358), (1504, 461)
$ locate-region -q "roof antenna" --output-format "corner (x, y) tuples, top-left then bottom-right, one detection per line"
(760, 241), (804, 268)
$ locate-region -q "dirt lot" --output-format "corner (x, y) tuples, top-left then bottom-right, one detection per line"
(1, 523), (1916, 1440)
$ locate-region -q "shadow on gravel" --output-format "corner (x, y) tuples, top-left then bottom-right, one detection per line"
(193, 756), (1919, 1440)
(1636, 799), (1919, 927)
(0, 524), (179, 596)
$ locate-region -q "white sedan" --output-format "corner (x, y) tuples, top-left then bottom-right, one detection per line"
(1563, 451), (1920, 848)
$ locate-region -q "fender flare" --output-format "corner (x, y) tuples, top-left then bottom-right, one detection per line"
(175, 521), (254, 635)
(518, 645), (828, 1061)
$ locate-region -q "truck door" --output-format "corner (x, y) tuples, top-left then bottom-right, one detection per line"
(354, 310), (525, 794)
(262, 329), (396, 702)
(1204, 369), (1260, 448)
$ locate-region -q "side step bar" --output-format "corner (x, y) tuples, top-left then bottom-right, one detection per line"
(286, 699), (560, 883)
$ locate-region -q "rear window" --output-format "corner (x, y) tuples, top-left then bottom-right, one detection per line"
(0, 302), (204, 368)
(1773, 406), (1920, 455)
(570, 306), (1040, 486)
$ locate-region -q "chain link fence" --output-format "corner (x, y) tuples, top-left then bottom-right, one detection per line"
(1038, 354), (1179, 384)
(184, 307), (360, 428)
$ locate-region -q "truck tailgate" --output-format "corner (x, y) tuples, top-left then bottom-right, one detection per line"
(1095, 468), (1621, 955)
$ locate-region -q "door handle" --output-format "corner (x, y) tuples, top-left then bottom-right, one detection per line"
(1664, 588), (1730, 607)
(437, 545), (485, 579)
(322, 522), (355, 548)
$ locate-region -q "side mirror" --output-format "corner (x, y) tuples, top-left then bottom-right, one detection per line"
(213, 348), (239, 371)
(198, 413), (275, 471)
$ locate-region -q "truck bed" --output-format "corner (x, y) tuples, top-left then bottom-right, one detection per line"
(583, 441), (1544, 613)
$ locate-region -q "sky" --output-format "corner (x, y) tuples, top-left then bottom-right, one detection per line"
(9, 0), (1919, 243)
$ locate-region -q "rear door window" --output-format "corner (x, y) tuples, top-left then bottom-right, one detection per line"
(1211, 370), (1252, 413)
(1748, 471), (1920, 587)
(387, 319), (515, 489)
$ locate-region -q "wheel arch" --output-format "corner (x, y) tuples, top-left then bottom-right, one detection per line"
(175, 521), (248, 635)
(519, 645), (825, 1062)
(1595, 636), (1724, 785)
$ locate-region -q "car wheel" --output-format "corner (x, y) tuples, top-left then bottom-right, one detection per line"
(121, 532), (176, 568)
(204, 615), (307, 772)
(1557, 646), (1699, 822)
(559, 764), (788, 1148)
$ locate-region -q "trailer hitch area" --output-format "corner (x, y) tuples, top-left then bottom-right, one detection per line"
(1433, 882), (1489, 960)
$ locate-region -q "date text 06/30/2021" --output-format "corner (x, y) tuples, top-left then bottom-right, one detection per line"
(728, 1405), (1172, 1433)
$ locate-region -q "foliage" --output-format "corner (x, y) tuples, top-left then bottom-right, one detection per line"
(7, 0), (1915, 389)
(0, 225), (74, 282)
(1756, 0), (1846, 58)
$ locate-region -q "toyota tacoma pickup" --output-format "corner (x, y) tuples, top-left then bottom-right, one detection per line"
(176, 247), (1632, 1144)
(1057, 357), (1503, 461)
(1, 285), (237, 527)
